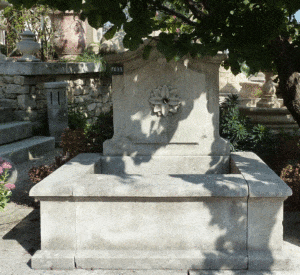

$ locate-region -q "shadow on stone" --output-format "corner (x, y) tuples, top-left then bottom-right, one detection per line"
(3, 209), (40, 256)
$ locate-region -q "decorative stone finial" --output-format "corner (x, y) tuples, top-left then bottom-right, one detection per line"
(149, 85), (181, 117)
(16, 30), (41, 62)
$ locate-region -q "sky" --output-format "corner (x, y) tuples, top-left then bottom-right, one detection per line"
(295, 10), (300, 22)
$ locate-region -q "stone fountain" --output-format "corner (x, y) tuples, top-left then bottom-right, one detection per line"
(29, 42), (293, 272)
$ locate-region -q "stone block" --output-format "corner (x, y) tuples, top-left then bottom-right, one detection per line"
(75, 198), (247, 251)
(248, 198), (284, 251)
(102, 93), (110, 103)
(248, 250), (293, 271)
(102, 105), (112, 113)
(0, 98), (17, 108)
(75, 250), (247, 270)
(74, 86), (83, 95)
(3, 76), (14, 83)
(6, 84), (29, 94)
(14, 110), (38, 121)
(42, 81), (68, 89)
(31, 250), (75, 270)
(36, 100), (47, 109)
(13, 76), (25, 85)
(74, 79), (84, 85)
(40, 201), (76, 250)
(87, 103), (96, 111)
(3, 93), (17, 99)
(17, 94), (37, 110)
(0, 121), (32, 145)
(95, 106), (102, 116)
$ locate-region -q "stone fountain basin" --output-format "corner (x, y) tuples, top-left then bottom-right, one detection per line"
(30, 152), (292, 271)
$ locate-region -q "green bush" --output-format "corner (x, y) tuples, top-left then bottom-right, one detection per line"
(67, 104), (88, 130)
(61, 108), (113, 156)
(219, 94), (275, 153)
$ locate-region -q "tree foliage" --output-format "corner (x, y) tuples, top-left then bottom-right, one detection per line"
(7, 0), (300, 127)
(8, 0), (300, 73)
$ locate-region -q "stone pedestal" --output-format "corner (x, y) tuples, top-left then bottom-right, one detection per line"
(45, 82), (68, 144)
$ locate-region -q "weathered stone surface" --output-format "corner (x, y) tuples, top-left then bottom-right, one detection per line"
(0, 98), (17, 108)
(3, 76), (14, 83)
(3, 93), (17, 99)
(87, 103), (96, 111)
(31, 250), (75, 270)
(74, 86), (83, 95)
(0, 121), (32, 145)
(42, 81), (68, 89)
(13, 76), (25, 85)
(14, 110), (38, 121)
(103, 48), (229, 158)
(36, 100), (47, 109)
(6, 84), (29, 94)
(74, 79), (84, 86)
(75, 250), (247, 270)
(17, 94), (37, 110)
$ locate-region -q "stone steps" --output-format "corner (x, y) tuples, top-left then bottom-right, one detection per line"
(0, 121), (32, 145)
(0, 136), (55, 164)
(0, 121), (55, 164)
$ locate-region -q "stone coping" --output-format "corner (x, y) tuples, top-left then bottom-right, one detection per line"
(231, 152), (292, 198)
(0, 62), (105, 75)
(239, 106), (290, 114)
(30, 173), (248, 198)
(30, 152), (291, 199)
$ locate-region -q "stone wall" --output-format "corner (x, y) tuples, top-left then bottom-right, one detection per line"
(0, 62), (112, 132)
(65, 74), (112, 122)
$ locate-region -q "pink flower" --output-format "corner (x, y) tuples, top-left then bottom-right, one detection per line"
(176, 28), (180, 33)
(2, 161), (12, 169)
(0, 167), (3, 174)
(173, 15), (176, 19)
(4, 183), (15, 190)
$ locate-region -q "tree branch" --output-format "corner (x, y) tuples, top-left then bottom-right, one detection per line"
(151, 1), (197, 26)
(182, 0), (207, 19)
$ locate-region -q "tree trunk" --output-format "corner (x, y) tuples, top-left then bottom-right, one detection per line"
(273, 38), (300, 128)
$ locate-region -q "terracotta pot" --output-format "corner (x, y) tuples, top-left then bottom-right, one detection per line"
(50, 11), (86, 59)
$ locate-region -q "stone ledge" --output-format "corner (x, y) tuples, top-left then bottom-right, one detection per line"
(29, 153), (102, 197)
(0, 62), (105, 76)
(30, 173), (248, 198)
(231, 152), (292, 198)
(31, 249), (247, 270)
(29, 153), (248, 198)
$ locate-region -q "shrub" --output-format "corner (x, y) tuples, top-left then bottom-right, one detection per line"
(84, 110), (114, 153)
(219, 94), (276, 153)
(67, 104), (88, 131)
(60, 128), (89, 158)
(28, 154), (70, 185)
(280, 162), (300, 211)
